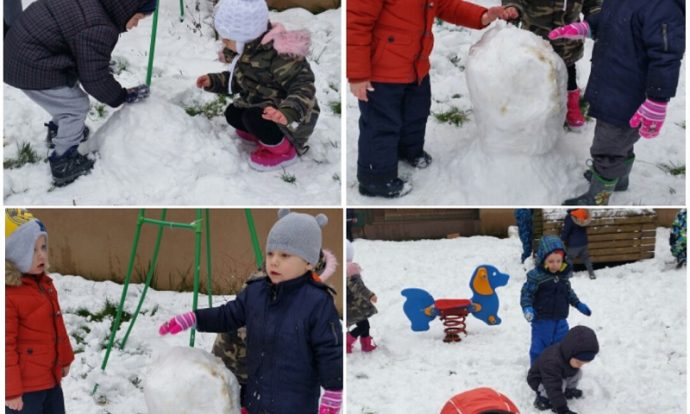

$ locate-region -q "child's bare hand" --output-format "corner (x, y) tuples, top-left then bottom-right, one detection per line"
(350, 81), (374, 102)
(503, 6), (520, 20)
(62, 365), (70, 377)
(262, 106), (288, 125)
(371, 295), (378, 304)
(482, 6), (508, 25)
(196, 75), (211, 89)
(5, 397), (23, 411)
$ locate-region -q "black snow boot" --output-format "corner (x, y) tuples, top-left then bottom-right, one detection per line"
(359, 178), (412, 198)
(564, 388), (583, 399)
(564, 168), (618, 205)
(583, 155), (634, 191)
(534, 395), (552, 411)
(49, 146), (95, 187)
(403, 151), (433, 169)
(45, 122), (90, 149)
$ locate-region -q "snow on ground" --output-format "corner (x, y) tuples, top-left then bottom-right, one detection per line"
(53, 275), (240, 413)
(347, 227), (686, 413)
(3, 3), (341, 205)
(346, 0), (685, 205)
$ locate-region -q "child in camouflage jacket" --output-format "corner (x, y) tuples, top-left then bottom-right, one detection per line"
(196, 0), (319, 171)
(345, 240), (378, 353)
(502, 0), (602, 130)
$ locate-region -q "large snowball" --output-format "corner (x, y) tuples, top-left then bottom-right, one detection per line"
(466, 24), (567, 156)
(144, 346), (241, 414)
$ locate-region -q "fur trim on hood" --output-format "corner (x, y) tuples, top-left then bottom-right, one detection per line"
(347, 262), (361, 278)
(6, 260), (22, 286)
(317, 249), (338, 282)
(261, 23), (311, 58)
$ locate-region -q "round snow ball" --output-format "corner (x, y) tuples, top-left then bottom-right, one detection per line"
(466, 24), (567, 156)
(144, 346), (241, 414)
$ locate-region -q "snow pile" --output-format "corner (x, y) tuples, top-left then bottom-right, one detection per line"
(466, 24), (566, 156)
(144, 346), (240, 414)
(347, 227), (686, 413)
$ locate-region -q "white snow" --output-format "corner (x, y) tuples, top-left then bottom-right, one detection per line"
(346, 0), (685, 205)
(3, 3), (342, 205)
(346, 227), (686, 413)
(144, 346), (240, 414)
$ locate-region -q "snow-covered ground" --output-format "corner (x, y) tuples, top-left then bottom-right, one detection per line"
(347, 227), (686, 413)
(46, 274), (245, 413)
(346, 0), (686, 205)
(3, 2), (342, 205)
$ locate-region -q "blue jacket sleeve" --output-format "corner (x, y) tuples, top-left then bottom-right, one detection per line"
(520, 276), (538, 310)
(310, 295), (343, 390)
(195, 289), (248, 333)
(639, 2), (685, 100)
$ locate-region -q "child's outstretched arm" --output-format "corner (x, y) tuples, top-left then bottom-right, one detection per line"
(196, 72), (232, 95)
(520, 277), (537, 322)
(160, 290), (248, 335)
(567, 282), (591, 316)
(349, 274), (376, 303)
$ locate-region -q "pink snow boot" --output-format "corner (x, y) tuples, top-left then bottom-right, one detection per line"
(566, 89), (585, 129)
(235, 129), (260, 144)
(360, 336), (377, 352)
(248, 137), (298, 171)
(346, 333), (356, 354)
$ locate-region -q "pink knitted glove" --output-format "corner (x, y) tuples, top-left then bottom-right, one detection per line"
(159, 311), (196, 335)
(629, 99), (667, 139)
(548, 21), (590, 40)
(318, 390), (343, 414)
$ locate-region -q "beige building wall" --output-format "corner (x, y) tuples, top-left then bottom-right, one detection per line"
(32, 208), (344, 314)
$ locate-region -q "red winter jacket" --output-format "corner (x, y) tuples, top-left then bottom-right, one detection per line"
(440, 387), (520, 414)
(347, 0), (488, 84)
(5, 267), (75, 399)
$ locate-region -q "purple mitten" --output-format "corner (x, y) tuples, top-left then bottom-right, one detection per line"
(629, 99), (667, 139)
(548, 21), (590, 40)
(159, 311), (196, 335)
(318, 389), (343, 414)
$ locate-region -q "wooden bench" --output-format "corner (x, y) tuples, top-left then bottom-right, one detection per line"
(532, 209), (657, 263)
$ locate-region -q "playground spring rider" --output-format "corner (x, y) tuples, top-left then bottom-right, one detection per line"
(401, 265), (510, 343)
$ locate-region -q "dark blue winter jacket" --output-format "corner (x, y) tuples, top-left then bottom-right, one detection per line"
(560, 212), (588, 248)
(584, 0), (685, 128)
(4, 0), (153, 107)
(521, 236), (582, 320)
(195, 273), (343, 414)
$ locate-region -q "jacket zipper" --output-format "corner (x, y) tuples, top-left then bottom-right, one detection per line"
(662, 24), (668, 52)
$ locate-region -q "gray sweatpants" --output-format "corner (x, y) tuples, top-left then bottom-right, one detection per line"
(23, 84), (90, 156)
(590, 120), (640, 180)
(567, 245), (595, 278)
(537, 369), (583, 398)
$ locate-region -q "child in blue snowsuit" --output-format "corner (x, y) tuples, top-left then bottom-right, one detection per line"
(515, 209), (534, 263)
(521, 235), (592, 365)
(160, 210), (343, 414)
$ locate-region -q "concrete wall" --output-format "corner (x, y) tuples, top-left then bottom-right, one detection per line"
(31, 208), (343, 313)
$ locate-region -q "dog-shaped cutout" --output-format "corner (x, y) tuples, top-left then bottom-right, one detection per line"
(401, 265), (510, 331)
(468, 265), (510, 325)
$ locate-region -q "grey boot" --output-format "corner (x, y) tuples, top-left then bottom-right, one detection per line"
(564, 168), (618, 205)
(583, 155), (634, 191)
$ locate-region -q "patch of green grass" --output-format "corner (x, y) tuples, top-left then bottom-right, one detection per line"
(4, 142), (40, 169)
(89, 103), (107, 119)
(676, 121), (686, 129)
(281, 171), (297, 184)
(449, 55), (465, 71)
(185, 95), (229, 119)
(433, 107), (470, 127)
(328, 82), (339, 93)
(332, 173), (340, 183)
(75, 299), (132, 324)
(658, 162), (685, 176)
(328, 100), (341, 115)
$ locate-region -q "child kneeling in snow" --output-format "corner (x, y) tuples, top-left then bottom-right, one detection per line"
(345, 240), (378, 353)
(4, 0), (154, 187)
(527, 325), (599, 413)
(160, 210), (343, 414)
(196, 0), (320, 171)
(211, 248), (337, 409)
(521, 235), (592, 365)
(5, 209), (75, 413)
